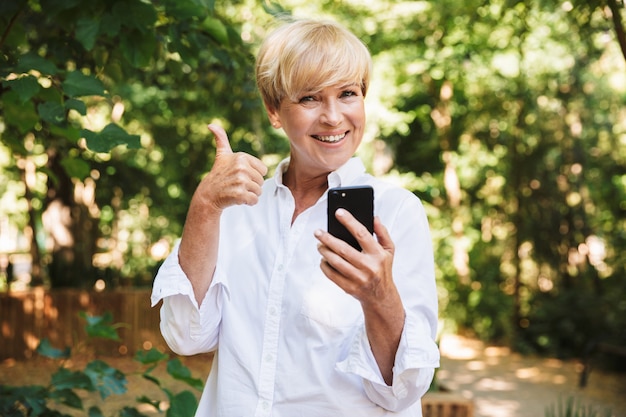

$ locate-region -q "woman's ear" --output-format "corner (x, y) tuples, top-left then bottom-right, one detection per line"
(265, 103), (281, 128)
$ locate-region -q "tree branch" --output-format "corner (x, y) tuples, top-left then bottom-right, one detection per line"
(0, 8), (22, 51)
(607, 0), (626, 62)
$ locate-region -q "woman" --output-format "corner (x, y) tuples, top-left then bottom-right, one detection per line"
(151, 17), (440, 417)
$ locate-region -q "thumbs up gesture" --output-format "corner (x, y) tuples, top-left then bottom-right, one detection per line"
(193, 124), (268, 212)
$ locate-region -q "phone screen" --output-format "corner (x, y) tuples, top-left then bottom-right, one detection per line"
(327, 186), (374, 251)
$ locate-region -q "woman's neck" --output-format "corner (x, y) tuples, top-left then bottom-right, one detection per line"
(283, 166), (329, 224)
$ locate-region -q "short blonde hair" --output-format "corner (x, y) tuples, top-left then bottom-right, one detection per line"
(256, 18), (372, 110)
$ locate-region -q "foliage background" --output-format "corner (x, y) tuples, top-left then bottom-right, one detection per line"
(1, 0), (625, 361)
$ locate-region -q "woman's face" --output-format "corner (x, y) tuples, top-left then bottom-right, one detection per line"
(267, 83), (365, 179)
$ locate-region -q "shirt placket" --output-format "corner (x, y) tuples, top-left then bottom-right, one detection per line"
(254, 190), (301, 417)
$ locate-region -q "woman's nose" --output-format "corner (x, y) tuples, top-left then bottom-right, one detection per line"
(320, 100), (342, 126)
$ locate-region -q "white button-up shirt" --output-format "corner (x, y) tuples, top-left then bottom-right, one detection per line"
(151, 157), (440, 417)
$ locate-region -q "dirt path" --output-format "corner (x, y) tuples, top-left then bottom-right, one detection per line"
(1, 334), (625, 416)
(438, 334), (626, 417)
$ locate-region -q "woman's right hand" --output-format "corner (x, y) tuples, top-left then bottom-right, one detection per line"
(178, 124), (268, 305)
(192, 124), (268, 214)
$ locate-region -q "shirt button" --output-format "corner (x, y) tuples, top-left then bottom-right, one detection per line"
(277, 264), (284, 271)
(269, 306), (277, 315)
(262, 401), (269, 410)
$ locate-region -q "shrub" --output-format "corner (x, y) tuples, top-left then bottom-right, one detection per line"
(0, 312), (203, 417)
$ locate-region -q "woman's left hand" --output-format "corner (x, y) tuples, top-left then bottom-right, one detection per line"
(315, 209), (396, 306)
(315, 209), (405, 385)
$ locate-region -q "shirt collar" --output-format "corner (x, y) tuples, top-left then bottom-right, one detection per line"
(273, 157), (290, 187)
(272, 157), (366, 190)
(327, 157), (366, 188)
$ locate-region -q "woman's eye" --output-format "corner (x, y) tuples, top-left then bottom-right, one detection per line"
(341, 90), (357, 98)
(299, 95), (315, 103)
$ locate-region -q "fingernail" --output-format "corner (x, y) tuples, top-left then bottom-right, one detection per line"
(314, 229), (323, 237)
(336, 208), (346, 216)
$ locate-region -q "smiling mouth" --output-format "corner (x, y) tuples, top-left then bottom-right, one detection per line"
(312, 132), (347, 143)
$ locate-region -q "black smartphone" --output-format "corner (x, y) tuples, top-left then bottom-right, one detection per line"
(327, 185), (374, 251)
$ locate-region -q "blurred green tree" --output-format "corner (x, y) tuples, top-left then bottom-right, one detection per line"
(0, 0), (287, 287)
(364, 0), (626, 356)
(1, 0), (625, 361)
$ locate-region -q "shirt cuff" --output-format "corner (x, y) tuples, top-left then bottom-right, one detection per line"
(151, 241), (195, 307)
(335, 311), (440, 411)
(151, 241), (230, 308)
(150, 241), (229, 352)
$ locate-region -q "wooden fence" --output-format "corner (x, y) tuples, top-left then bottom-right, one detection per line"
(422, 393), (474, 417)
(0, 288), (167, 361)
(2, 289), (475, 416)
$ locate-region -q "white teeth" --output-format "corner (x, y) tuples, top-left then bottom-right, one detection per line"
(314, 133), (345, 143)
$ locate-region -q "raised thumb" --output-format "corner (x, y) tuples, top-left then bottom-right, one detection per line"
(208, 124), (233, 156)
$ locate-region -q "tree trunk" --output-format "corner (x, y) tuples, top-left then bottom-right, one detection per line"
(18, 158), (45, 286)
(607, 0), (626, 62)
(43, 148), (98, 288)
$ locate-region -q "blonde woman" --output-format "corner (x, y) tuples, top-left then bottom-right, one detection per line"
(152, 18), (439, 417)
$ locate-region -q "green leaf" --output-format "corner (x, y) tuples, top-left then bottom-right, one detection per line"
(76, 16), (101, 51)
(65, 98), (87, 115)
(202, 16), (229, 45)
(166, 358), (204, 391)
(166, 390), (198, 417)
(0, 385), (49, 416)
(168, 26), (199, 68)
(16, 52), (58, 75)
(3, 76), (41, 103)
(88, 406), (105, 417)
(121, 30), (156, 68)
(51, 368), (94, 391)
(34, 0), (81, 15)
(141, 372), (161, 387)
(37, 339), (71, 359)
(82, 123), (141, 153)
(84, 360), (127, 400)
(99, 12), (121, 37)
(136, 395), (161, 411)
(1, 91), (39, 134)
(112, 1), (157, 33)
(60, 156), (91, 180)
(63, 71), (106, 97)
(80, 311), (121, 341)
(119, 406), (150, 417)
(163, 0), (204, 19)
(135, 348), (169, 365)
(262, 1), (290, 16)
(193, 0), (215, 11)
(38, 101), (66, 125)
(49, 124), (82, 143)
(49, 387), (84, 409)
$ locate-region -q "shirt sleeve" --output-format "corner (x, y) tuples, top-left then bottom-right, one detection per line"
(335, 190), (440, 412)
(151, 241), (229, 355)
